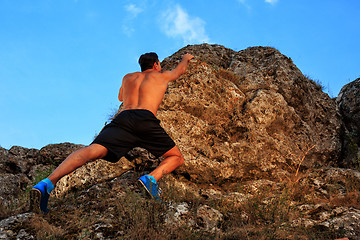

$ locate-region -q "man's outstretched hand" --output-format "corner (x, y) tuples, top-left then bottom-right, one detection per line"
(183, 53), (195, 62)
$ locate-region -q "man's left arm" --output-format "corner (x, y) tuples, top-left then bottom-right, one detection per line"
(118, 85), (123, 102)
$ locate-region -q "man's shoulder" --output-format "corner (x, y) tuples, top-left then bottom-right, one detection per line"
(124, 70), (164, 81)
(141, 71), (164, 80)
(124, 71), (142, 79)
(126, 71), (142, 76)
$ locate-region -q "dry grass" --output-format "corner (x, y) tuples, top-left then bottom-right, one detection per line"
(28, 215), (66, 239)
(284, 143), (316, 183)
(328, 172), (360, 209)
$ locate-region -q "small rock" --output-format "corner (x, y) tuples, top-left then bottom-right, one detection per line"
(0, 213), (34, 239)
(196, 204), (223, 232)
(16, 229), (34, 240)
(165, 202), (194, 228)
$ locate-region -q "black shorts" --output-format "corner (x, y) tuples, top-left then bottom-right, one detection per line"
(91, 109), (176, 163)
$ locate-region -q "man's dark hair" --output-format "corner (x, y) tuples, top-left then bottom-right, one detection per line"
(138, 52), (159, 72)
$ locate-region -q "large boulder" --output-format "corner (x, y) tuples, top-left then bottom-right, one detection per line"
(0, 146), (39, 175)
(53, 157), (134, 197)
(157, 44), (342, 184)
(337, 78), (360, 134)
(8, 146), (39, 174)
(336, 78), (360, 168)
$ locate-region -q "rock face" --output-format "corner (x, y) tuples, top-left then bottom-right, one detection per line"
(0, 146), (38, 211)
(53, 157), (134, 197)
(0, 146), (39, 175)
(336, 78), (360, 168)
(0, 43), (359, 239)
(0, 143), (133, 214)
(158, 44), (342, 184)
(337, 78), (360, 135)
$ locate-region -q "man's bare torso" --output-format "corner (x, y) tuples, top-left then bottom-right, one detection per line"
(118, 70), (169, 116)
(118, 53), (194, 116)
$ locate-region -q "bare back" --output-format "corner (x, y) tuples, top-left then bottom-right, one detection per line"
(118, 53), (194, 116)
(119, 70), (169, 116)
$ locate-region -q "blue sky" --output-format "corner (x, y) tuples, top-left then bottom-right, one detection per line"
(1, 0), (359, 150)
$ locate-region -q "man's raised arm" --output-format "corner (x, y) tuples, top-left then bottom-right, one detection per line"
(162, 53), (194, 82)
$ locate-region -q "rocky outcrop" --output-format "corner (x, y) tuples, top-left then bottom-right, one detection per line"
(336, 78), (360, 168)
(0, 146), (39, 175)
(0, 146), (39, 213)
(1, 168), (360, 239)
(53, 157), (134, 197)
(0, 143), (134, 214)
(0, 44), (359, 239)
(337, 78), (360, 135)
(159, 44), (342, 184)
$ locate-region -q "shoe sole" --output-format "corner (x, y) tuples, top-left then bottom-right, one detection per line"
(137, 180), (163, 201)
(30, 188), (42, 214)
(137, 180), (154, 199)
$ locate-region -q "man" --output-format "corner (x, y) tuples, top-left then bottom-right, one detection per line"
(31, 52), (194, 213)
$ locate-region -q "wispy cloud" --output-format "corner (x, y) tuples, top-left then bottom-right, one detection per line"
(124, 4), (143, 18)
(237, 0), (278, 7)
(122, 25), (135, 37)
(161, 4), (209, 44)
(265, 0), (278, 5)
(237, 0), (251, 10)
(122, 3), (143, 37)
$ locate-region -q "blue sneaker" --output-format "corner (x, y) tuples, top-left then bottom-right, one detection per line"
(30, 181), (50, 214)
(138, 175), (162, 201)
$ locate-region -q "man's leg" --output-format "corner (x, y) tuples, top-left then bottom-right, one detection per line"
(150, 146), (184, 181)
(31, 144), (108, 213)
(48, 144), (108, 185)
(138, 146), (184, 201)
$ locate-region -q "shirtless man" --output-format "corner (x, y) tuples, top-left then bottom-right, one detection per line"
(31, 52), (194, 213)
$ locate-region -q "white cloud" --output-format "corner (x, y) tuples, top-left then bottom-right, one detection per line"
(122, 25), (135, 37)
(161, 4), (209, 44)
(265, 0), (278, 4)
(124, 4), (143, 18)
(122, 4), (143, 37)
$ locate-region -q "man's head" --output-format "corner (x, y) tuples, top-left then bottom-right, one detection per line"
(138, 52), (160, 72)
